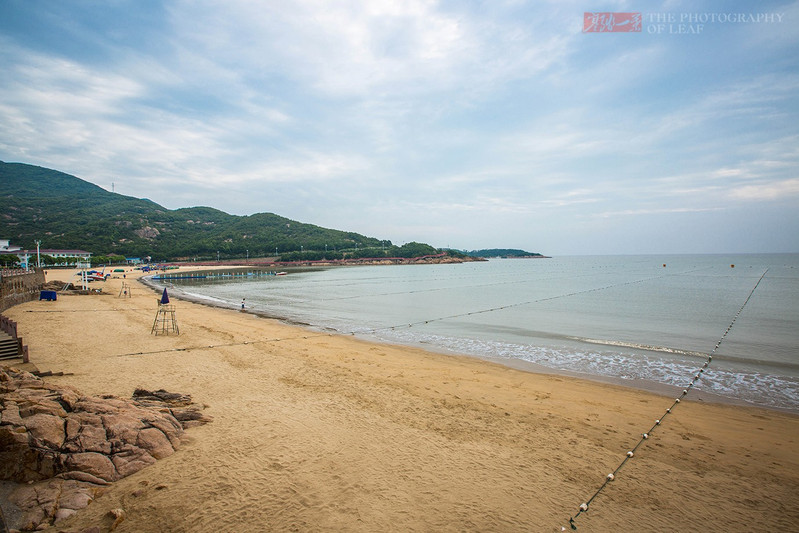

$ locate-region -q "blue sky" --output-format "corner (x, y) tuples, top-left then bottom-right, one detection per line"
(1, 1), (797, 255)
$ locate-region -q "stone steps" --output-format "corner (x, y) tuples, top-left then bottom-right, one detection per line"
(0, 331), (21, 360)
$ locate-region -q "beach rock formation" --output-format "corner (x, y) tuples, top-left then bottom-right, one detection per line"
(0, 368), (211, 531)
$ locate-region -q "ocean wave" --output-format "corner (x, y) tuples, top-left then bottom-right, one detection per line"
(566, 335), (799, 372)
(570, 336), (709, 358)
(179, 291), (231, 304)
(365, 328), (799, 412)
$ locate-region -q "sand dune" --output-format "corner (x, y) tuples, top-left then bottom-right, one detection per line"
(3, 267), (798, 532)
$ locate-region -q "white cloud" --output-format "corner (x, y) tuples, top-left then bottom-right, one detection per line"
(168, 0), (569, 101)
(728, 178), (799, 201)
(1, 1), (797, 254)
(595, 206), (724, 218)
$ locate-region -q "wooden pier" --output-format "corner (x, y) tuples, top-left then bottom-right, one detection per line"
(151, 269), (284, 281)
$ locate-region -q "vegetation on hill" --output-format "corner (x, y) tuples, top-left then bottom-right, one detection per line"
(0, 161), (441, 262)
(459, 248), (544, 258)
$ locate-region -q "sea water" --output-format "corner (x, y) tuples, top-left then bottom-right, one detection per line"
(156, 254), (799, 411)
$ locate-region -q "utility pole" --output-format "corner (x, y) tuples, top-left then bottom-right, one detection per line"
(35, 240), (41, 268)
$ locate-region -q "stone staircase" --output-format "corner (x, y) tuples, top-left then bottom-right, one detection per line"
(0, 314), (27, 362)
(0, 330), (22, 360)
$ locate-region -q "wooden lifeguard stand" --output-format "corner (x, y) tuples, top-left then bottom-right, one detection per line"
(151, 288), (179, 335)
(118, 282), (132, 298)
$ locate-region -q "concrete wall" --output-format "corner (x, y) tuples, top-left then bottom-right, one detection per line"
(0, 268), (46, 312)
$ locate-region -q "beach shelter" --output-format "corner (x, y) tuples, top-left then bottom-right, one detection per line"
(160, 288), (170, 304)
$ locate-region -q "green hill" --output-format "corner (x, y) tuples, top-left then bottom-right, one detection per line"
(462, 249), (544, 258)
(0, 161), (433, 261)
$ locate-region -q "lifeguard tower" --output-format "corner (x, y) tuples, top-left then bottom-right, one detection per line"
(118, 282), (132, 298)
(151, 288), (179, 335)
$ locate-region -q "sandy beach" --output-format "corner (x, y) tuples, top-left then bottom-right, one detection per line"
(3, 267), (798, 532)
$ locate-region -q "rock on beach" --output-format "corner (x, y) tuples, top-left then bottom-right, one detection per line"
(0, 368), (211, 531)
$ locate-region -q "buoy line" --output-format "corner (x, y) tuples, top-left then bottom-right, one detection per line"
(364, 268), (709, 335)
(272, 269), (618, 306)
(26, 308), (154, 313)
(108, 271), (690, 358)
(562, 268), (769, 531)
(112, 268), (707, 359)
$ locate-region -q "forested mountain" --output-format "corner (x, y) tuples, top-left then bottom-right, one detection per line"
(0, 161), (435, 261)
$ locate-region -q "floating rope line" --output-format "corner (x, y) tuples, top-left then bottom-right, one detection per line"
(230, 263), (711, 309)
(280, 269), (613, 305)
(562, 268), (769, 531)
(153, 267), (707, 360)
(363, 268), (709, 335)
(69, 266), (695, 363)
(111, 271), (679, 358)
(111, 331), (340, 358)
(26, 308), (154, 313)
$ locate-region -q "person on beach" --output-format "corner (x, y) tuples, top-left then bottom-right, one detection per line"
(241, 298), (245, 310)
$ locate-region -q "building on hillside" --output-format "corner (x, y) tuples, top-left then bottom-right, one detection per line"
(0, 240), (23, 268)
(0, 240), (21, 252)
(0, 243), (92, 269)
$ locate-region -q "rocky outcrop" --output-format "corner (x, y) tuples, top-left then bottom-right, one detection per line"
(133, 226), (160, 240)
(0, 369), (211, 531)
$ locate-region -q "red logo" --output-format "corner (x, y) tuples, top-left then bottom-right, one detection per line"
(583, 12), (642, 32)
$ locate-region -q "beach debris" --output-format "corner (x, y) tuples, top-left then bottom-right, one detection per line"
(108, 508), (126, 531)
(0, 368), (211, 531)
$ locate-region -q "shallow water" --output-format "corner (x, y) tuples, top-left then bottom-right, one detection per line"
(156, 254), (799, 411)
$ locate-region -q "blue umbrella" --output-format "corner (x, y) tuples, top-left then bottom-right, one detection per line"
(160, 288), (170, 304)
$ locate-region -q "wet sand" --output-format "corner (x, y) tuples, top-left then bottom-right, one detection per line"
(3, 267), (798, 532)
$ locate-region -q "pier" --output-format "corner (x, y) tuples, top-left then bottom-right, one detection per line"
(151, 269), (285, 281)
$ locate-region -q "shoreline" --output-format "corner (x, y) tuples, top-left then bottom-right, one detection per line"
(143, 268), (796, 415)
(3, 266), (798, 531)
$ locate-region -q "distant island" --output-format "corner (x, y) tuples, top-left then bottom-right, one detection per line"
(456, 249), (549, 259)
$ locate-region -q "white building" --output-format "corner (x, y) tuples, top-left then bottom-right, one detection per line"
(0, 241), (91, 269)
(0, 239), (21, 252)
